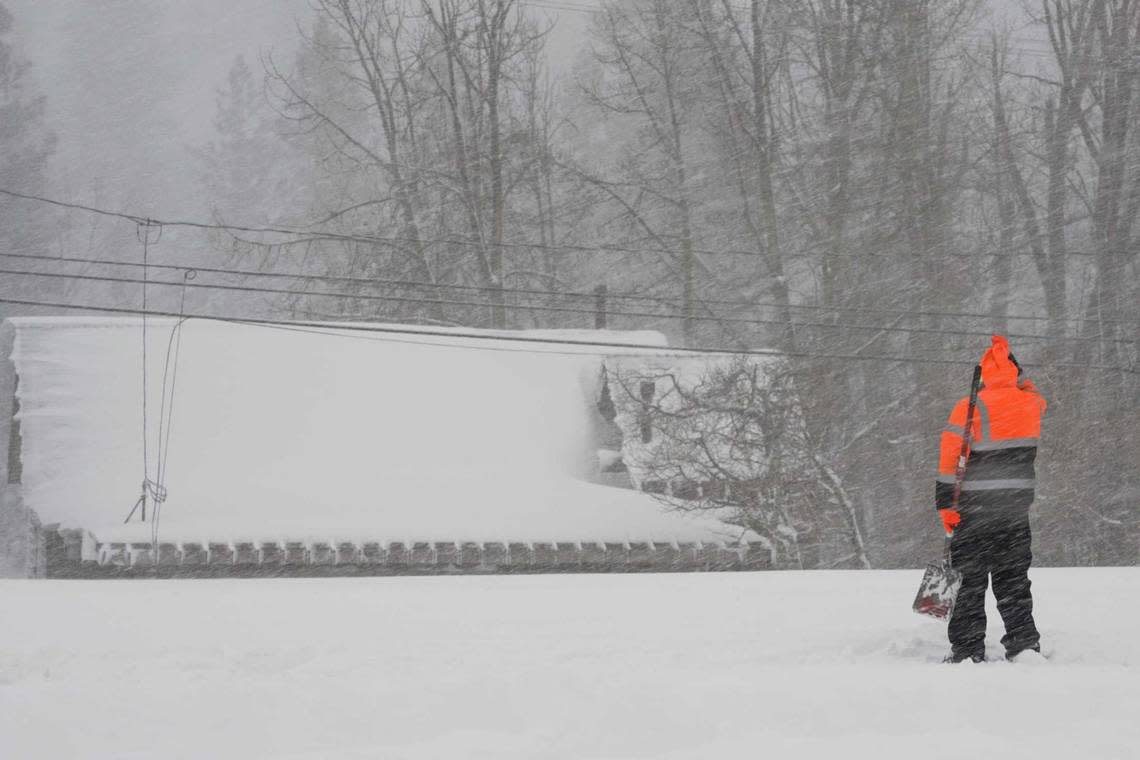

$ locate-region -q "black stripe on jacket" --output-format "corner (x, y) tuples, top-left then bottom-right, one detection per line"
(935, 445), (1037, 511)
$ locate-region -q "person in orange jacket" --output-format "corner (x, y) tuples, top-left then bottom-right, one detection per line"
(936, 335), (1046, 663)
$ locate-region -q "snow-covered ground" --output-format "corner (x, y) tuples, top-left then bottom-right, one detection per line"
(2, 568), (1137, 759)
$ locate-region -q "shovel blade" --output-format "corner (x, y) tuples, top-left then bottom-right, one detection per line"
(913, 560), (962, 621)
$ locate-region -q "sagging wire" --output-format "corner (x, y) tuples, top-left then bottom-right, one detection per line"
(148, 269), (197, 553)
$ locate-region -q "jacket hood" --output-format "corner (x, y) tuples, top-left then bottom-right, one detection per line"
(980, 335), (1018, 389)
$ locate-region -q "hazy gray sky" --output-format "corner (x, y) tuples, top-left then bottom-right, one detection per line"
(5, 0), (1044, 225)
(6, 0), (309, 216)
(5, 0), (595, 221)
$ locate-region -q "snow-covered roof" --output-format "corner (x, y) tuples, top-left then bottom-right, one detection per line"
(4, 317), (739, 545)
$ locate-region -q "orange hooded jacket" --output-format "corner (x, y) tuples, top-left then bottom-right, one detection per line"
(935, 336), (1046, 513)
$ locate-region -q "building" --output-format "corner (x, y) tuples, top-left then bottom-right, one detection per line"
(0, 317), (768, 577)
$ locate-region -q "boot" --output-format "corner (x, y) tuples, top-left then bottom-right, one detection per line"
(1006, 645), (1044, 663)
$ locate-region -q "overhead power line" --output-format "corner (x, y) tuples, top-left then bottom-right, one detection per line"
(2, 266), (1134, 346)
(0, 187), (1125, 260)
(3, 249), (1136, 328)
(0, 293), (1134, 374)
(1, 186), (783, 260)
(3, 188), (1137, 341)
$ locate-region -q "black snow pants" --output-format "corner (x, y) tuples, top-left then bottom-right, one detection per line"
(948, 512), (1040, 659)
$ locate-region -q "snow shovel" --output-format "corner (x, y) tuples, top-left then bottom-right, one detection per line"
(913, 539), (962, 620)
(912, 364), (981, 622)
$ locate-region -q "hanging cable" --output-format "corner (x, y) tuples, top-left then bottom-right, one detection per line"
(149, 269), (195, 553)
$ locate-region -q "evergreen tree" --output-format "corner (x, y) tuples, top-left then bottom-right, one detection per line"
(199, 54), (298, 227)
(0, 2), (55, 257)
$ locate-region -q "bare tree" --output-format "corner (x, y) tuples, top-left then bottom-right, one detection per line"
(680, 0), (800, 350)
(609, 357), (871, 568)
(570, 1), (706, 344)
(265, 0), (554, 327)
(0, 2), (55, 262)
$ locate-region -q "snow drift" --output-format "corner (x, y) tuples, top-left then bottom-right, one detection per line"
(1, 568), (1136, 759)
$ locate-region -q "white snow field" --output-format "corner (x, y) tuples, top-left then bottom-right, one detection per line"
(2, 568), (1137, 759)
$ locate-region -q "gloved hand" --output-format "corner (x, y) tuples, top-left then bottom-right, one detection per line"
(939, 508), (961, 536)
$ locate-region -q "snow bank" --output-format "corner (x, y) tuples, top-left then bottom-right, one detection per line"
(0, 568), (1136, 758)
(7, 317), (736, 545)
